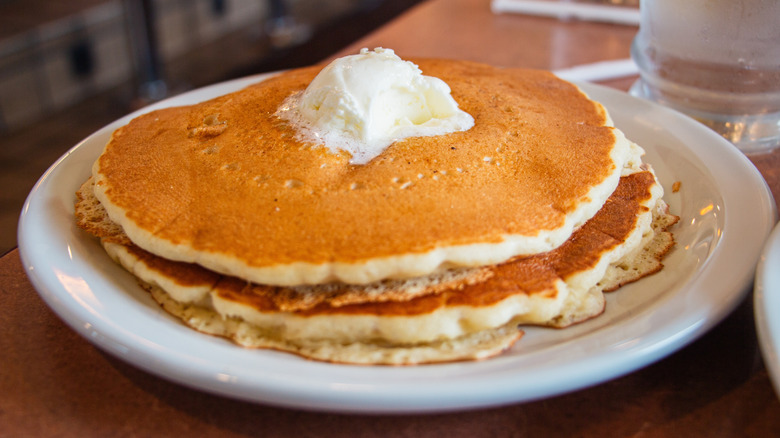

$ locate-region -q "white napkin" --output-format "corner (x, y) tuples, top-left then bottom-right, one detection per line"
(553, 58), (638, 82)
(492, 0), (640, 26)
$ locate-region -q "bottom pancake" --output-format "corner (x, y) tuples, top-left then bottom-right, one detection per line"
(145, 280), (524, 364)
(75, 171), (677, 365)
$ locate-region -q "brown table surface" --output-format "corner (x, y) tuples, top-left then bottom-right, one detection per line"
(4, 0), (780, 436)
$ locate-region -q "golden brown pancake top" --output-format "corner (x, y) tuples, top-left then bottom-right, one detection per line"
(95, 59), (617, 266)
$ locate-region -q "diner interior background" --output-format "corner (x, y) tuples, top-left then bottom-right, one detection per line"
(0, 0), (423, 255)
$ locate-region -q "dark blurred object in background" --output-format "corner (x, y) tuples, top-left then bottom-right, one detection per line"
(0, 0), (422, 134)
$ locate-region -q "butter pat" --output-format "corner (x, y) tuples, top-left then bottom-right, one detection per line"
(278, 48), (474, 164)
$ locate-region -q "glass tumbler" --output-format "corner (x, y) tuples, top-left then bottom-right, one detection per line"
(630, 0), (780, 154)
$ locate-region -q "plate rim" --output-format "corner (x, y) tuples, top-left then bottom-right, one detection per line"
(17, 77), (778, 413)
(755, 222), (780, 399)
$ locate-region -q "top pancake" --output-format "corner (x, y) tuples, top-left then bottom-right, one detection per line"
(92, 59), (635, 286)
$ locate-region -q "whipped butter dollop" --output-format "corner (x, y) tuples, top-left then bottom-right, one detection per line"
(277, 48), (474, 164)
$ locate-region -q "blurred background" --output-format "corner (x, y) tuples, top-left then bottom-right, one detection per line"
(0, 0), (423, 254)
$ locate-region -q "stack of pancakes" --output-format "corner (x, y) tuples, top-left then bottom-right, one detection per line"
(75, 59), (677, 365)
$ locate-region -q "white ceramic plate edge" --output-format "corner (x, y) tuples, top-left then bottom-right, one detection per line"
(755, 222), (780, 399)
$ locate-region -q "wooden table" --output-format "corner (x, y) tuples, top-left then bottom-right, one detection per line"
(3, 0), (780, 436)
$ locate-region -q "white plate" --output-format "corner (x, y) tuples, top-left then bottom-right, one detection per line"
(18, 75), (777, 414)
(755, 222), (780, 398)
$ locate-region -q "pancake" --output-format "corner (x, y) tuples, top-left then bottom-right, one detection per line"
(91, 60), (639, 286)
(75, 170), (677, 364)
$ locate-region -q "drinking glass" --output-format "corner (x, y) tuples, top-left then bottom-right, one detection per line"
(630, 0), (780, 154)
